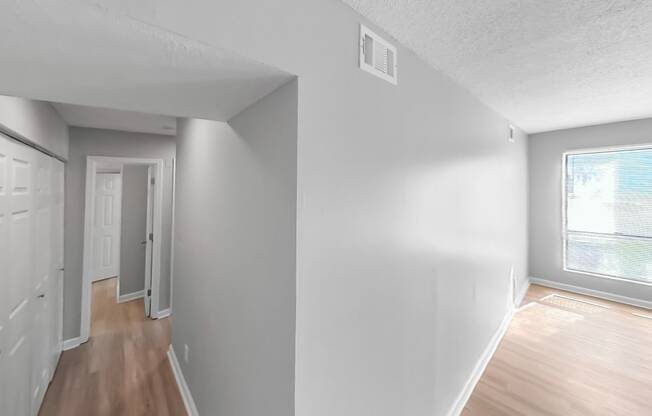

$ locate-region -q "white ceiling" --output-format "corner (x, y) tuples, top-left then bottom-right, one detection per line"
(343, 0), (652, 133)
(0, 1), (293, 122)
(52, 103), (177, 136)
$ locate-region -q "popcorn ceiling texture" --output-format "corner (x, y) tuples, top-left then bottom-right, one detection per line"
(342, 0), (652, 133)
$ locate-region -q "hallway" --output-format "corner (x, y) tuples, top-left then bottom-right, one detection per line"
(39, 278), (186, 416)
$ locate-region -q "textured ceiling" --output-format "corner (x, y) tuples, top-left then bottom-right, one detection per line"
(342, 0), (652, 133)
(0, 0), (293, 121)
(52, 103), (177, 136)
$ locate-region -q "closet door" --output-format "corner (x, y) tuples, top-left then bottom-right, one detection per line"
(49, 159), (64, 377)
(1, 134), (35, 416)
(0, 133), (63, 416)
(30, 152), (52, 414)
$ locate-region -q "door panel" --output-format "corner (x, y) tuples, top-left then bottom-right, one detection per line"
(0, 134), (64, 416)
(9, 154), (31, 318)
(31, 153), (51, 413)
(49, 160), (64, 376)
(6, 335), (30, 416)
(2, 137), (35, 416)
(93, 173), (121, 281)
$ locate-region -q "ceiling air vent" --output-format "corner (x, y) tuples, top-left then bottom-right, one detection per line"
(359, 24), (397, 85)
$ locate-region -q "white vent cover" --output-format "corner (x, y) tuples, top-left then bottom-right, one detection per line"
(359, 24), (397, 85)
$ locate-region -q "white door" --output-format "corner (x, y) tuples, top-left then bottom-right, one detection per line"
(49, 160), (64, 376)
(31, 152), (52, 413)
(0, 134), (64, 416)
(144, 167), (154, 317)
(0, 134), (35, 416)
(93, 173), (122, 281)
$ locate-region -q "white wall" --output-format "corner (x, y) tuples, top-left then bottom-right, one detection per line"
(91, 1), (530, 414)
(529, 117), (652, 304)
(172, 80), (298, 415)
(0, 95), (68, 159)
(64, 127), (176, 339)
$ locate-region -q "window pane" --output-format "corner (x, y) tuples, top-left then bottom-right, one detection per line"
(566, 232), (652, 283)
(565, 147), (652, 282)
(567, 149), (652, 237)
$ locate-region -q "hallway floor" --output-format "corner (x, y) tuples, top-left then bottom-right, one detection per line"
(463, 284), (652, 415)
(39, 278), (186, 416)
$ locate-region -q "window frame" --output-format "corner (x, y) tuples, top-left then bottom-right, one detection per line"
(561, 143), (652, 287)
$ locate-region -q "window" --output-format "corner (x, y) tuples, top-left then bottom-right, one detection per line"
(564, 146), (652, 284)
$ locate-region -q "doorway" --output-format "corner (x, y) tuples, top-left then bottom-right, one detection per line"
(119, 164), (153, 315)
(92, 170), (122, 282)
(81, 156), (164, 345)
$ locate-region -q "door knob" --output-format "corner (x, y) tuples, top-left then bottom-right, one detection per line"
(140, 240), (147, 245)
(37, 294), (46, 299)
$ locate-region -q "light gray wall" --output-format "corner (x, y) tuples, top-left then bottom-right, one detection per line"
(0, 95), (69, 159)
(529, 117), (652, 303)
(105, 1), (530, 415)
(119, 165), (149, 296)
(172, 80), (297, 416)
(64, 127), (175, 339)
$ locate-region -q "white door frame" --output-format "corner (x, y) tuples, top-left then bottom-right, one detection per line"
(80, 156), (164, 344)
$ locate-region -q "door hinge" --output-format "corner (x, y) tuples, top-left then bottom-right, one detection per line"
(149, 232), (153, 241)
(151, 177), (155, 185)
(147, 289), (152, 297)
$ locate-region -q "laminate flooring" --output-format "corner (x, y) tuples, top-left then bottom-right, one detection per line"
(39, 278), (186, 416)
(463, 284), (652, 416)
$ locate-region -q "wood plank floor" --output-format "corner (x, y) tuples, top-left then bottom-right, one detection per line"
(463, 284), (652, 416)
(39, 278), (186, 416)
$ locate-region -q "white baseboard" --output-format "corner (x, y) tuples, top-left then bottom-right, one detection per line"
(92, 274), (118, 283)
(529, 276), (652, 310)
(168, 345), (199, 416)
(118, 290), (144, 303)
(156, 308), (171, 319)
(446, 306), (515, 416)
(62, 337), (82, 351)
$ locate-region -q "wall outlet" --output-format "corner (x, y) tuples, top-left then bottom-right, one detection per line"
(184, 344), (190, 363)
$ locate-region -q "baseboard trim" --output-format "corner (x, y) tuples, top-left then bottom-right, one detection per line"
(62, 337), (82, 351)
(529, 276), (652, 310)
(92, 275), (118, 283)
(156, 308), (171, 319)
(446, 306), (515, 416)
(118, 290), (144, 303)
(168, 346), (199, 416)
